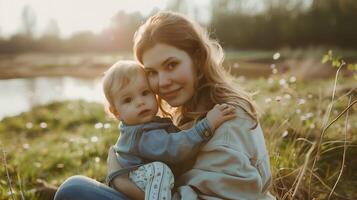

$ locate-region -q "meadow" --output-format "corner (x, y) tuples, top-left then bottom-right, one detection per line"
(0, 50), (356, 199)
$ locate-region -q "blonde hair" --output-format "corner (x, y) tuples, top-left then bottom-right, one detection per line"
(102, 60), (146, 118)
(133, 11), (258, 128)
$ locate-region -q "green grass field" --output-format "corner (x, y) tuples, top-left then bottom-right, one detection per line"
(1, 73), (356, 199)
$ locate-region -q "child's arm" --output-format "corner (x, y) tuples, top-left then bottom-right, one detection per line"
(206, 103), (237, 132)
(138, 103), (236, 164)
(107, 147), (145, 200)
(111, 175), (145, 200)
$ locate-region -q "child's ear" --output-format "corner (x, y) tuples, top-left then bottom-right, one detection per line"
(109, 106), (121, 120)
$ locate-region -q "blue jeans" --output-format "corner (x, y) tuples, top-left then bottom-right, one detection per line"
(54, 175), (131, 200)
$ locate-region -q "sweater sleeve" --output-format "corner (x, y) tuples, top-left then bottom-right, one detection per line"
(138, 118), (213, 164)
(176, 107), (275, 200)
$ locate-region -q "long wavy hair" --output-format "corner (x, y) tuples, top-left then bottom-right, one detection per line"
(133, 11), (258, 128)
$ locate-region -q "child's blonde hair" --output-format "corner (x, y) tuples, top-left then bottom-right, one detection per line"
(102, 60), (145, 118)
(133, 11), (258, 128)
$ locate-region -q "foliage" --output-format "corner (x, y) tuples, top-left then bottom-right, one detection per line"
(0, 101), (118, 199)
(0, 11), (143, 54)
(1, 0), (357, 53)
(322, 50), (357, 79)
(211, 0), (357, 49)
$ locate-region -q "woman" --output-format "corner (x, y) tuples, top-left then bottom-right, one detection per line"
(55, 11), (275, 200)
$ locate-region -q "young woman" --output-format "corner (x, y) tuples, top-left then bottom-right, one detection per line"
(54, 11), (275, 200)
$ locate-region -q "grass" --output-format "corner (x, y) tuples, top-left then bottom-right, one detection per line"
(226, 48), (357, 61)
(242, 74), (357, 199)
(0, 101), (117, 199)
(0, 68), (356, 199)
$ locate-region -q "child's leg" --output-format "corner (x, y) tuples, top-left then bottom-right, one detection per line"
(145, 162), (174, 200)
(129, 162), (174, 200)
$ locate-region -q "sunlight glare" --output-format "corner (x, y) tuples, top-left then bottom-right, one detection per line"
(0, 0), (167, 38)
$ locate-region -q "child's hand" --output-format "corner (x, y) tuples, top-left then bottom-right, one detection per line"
(107, 146), (122, 175)
(206, 103), (236, 132)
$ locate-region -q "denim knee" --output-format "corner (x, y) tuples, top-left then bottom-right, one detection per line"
(54, 175), (89, 200)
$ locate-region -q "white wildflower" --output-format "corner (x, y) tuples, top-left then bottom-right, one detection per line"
(26, 122), (33, 129)
(298, 99), (306, 105)
(104, 123), (111, 129)
(273, 52), (281, 60)
(282, 130), (289, 138)
(94, 122), (103, 129)
(279, 79), (286, 86)
(289, 76), (296, 83)
(91, 136), (98, 143)
(265, 98), (272, 103)
(23, 143), (30, 149)
(40, 122), (47, 128)
(283, 94), (291, 100)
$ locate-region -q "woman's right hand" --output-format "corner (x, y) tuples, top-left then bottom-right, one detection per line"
(206, 103), (236, 132)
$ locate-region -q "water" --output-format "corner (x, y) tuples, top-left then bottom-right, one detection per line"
(0, 77), (105, 120)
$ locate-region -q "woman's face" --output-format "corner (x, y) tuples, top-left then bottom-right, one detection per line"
(142, 43), (197, 107)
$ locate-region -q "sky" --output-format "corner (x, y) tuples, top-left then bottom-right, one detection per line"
(0, 0), (315, 39)
(0, 0), (211, 38)
(0, 0), (166, 38)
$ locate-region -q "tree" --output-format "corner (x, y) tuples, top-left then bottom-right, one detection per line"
(108, 11), (143, 50)
(165, 0), (188, 13)
(21, 5), (37, 38)
(43, 19), (61, 38)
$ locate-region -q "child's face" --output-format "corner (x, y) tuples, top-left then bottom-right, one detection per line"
(113, 72), (158, 125)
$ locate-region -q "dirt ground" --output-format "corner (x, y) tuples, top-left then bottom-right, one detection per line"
(0, 53), (353, 80)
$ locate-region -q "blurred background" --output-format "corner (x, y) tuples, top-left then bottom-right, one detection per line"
(0, 1), (356, 199)
(0, 0), (356, 119)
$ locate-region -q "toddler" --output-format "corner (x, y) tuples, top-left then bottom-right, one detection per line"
(102, 60), (236, 200)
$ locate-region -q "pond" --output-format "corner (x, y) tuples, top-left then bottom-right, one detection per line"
(0, 77), (105, 120)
